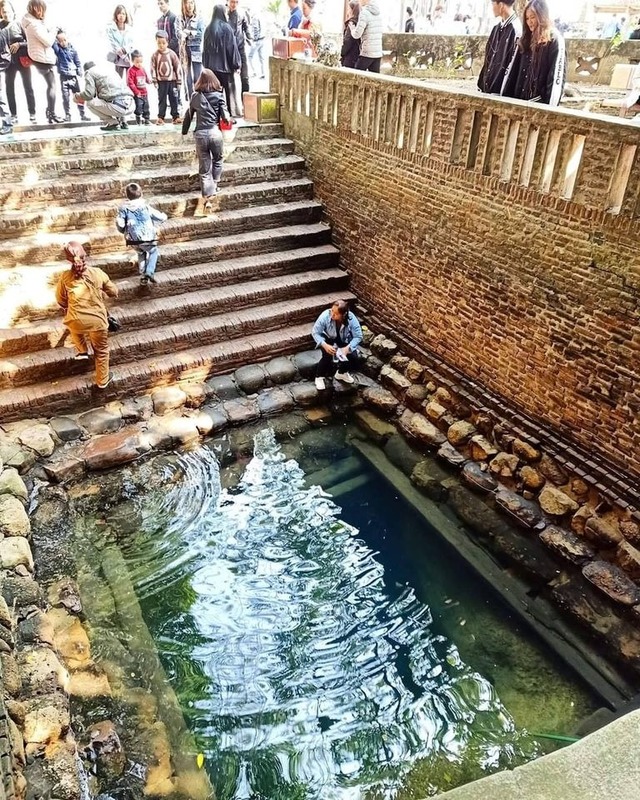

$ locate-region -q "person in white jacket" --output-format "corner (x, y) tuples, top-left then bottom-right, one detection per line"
(22, 0), (63, 122)
(349, 0), (383, 73)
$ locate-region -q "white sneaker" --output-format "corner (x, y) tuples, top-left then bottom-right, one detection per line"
(335, 372), (355, 384)
(314, 377), (326, 391)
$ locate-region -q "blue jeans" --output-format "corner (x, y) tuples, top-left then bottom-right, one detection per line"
(195, 129), (224, 198)
(134, 243), (159, 276)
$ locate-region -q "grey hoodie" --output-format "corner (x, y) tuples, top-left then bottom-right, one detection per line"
(349, 0), (382, 59)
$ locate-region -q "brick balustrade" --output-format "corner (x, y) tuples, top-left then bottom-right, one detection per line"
(270, 59), (640, 483)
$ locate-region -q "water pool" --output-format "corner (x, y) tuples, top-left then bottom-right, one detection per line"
(69, 424), (597, 799)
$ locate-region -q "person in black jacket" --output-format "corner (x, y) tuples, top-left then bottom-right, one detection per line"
(404, 7), (414, 33)
(157, 0), (181, 56)
(478, 0), (521, 94)
(501, 0), (566, 106)
(0, 20), (12, 133)
(0, 0), (36, 125)
(341, 1), (360, 68)
(202, 4), (240, 113)
(227, 0), (250, 97)
(182, 68), (231, 210)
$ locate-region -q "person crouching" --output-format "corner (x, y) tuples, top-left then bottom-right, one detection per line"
(55, 241), (118, 389)
(311, 299), (363, 390)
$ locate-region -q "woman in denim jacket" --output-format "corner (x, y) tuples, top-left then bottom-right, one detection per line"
(180, 0), (204, 97)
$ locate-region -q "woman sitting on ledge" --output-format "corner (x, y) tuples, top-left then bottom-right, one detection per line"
(501, 0), (566, 106)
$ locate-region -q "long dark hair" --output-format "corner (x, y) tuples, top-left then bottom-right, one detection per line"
(182, 0), (197, 18)
(26, 0), (46, 16)
(347, 0), (359, 26)
(204, 4), (227, 54)
(520, 0), (553, 52)
(194, 67), (222, 92)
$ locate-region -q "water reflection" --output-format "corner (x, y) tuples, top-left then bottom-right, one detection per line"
(128, 430), (533, 799)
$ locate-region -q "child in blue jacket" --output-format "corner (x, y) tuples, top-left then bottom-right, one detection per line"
(53, 31), (88, 122)
(116, 183), (168, 285)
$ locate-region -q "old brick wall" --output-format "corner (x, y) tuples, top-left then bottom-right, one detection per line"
(271, 62), (640, 483)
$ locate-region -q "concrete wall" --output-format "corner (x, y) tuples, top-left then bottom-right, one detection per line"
(382, 33), (640, 85)
(270, 60), (640, 487)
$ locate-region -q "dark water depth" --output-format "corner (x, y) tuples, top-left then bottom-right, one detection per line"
(97, 427), (585, 800)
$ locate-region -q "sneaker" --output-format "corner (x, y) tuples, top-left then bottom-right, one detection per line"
(119, 119), (129, 130)
(96, 371), (113, 390)
(140, 275), (149, 285)
(314, 377), (326, 391)
(0, 126), (12, 136)
(156, 117), (165, 125)
(334, 372), (355, 384)
(29, 114), (37, 124)
(10, 115), (18, 125)
(147, 274), (157, 284)
(101, 123), (119, 131)
(64, 114), (71, 122)
(74, 352), (89, 361)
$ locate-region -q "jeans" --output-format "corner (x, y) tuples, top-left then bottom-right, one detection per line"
(134, 94), (150, 120)
(355, 56), (381, 73)
(33, 62), (58, 117)
(157, 80), (179, 119)
(86, 95), (134, 123)
(239, 46), (249, 94)
(6, 60), (36, 117)
(316, 346), (359, 377)
(195, 129), (224, 197)
(60, 74), (86, 118)
(134, 243), (159, 276)
(184, 52), (203, 97)
(249, 39), (266, 78)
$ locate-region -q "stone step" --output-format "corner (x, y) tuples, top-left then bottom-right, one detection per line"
(0, 270), (349, 387)
(0, 224), (334, 322)
(0, 154), (306, 210)
(0, 138), (295, 183)
(0, 297), (355, 421)
(0, 122), (284, 160)
(2, 244), (339, 333)
(0, 199), (324, 268)
(0, 176), (314, 238)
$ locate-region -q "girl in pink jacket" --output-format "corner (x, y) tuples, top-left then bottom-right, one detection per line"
(22, 0), (63, 122)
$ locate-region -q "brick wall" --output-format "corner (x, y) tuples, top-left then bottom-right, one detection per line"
(271, 61), (640, 483)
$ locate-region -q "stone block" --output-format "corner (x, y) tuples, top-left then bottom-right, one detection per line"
(197, 404), (229, 434)
(389, 354), (410, 372)
(437, 441), (467, 468)
(380, 365), (412, 394)
(361, 355), (384, 379)
(145, 415), (200, 447)
(19, 611), (55, 646)
(539, 453), (568, 485)
(539, 524), (595, 565)
(461, 461), (498, 494)
(183, 383), (208, 409)
(43, 452), (86, 484)
(0, 537), (34, 571)
(495, 489), (543, 529)
(0, 467), (28, 502)
(539, 486), (579, 517)
(406, 413), (446, 448)
(411, 461), (447, 501)
(234, 364), (267, 394)
(223, 398), (260, 426)
(17, 424), (56, 457)
(78, 407), (123, 435)
(258, 388), (294, 416)
(49, 417), (84, 443)
(206, 374), (240, 400)
(370, 334), (397, 360)
(447, 420), (476, 446)
(520, 466), (545, 492)
(83, 428), (144, 470)
(151, 386), (188, 416)
(292, 350), (321, 379)
(616, 541), (640, 581)
(512, 438), (541, 462)
(23, 694), (70, 745)
(469, 435), (497, 461)
(0, 440), (36, 473)
(18, 648), (68, 696)
(583, 561), (640, 606)
(621, 519), (640, 547)
(0, 495), (30, 537)
(584, 515), (623, 547)
(289, 381), (319, 407)
(489, 451), (519, 478)
(383, 435), (422, 476)
(265, 356), (297, 385)
(361, 386), (399, 417)
(2, 575), (42, 607)
(405, 359), (425, 382)
(354, 410), (397, 444)
(119, 396), (153, 422)
(404, 384), (430, 411)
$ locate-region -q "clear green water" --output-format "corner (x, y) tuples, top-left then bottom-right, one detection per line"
(77, 426), (597, 799)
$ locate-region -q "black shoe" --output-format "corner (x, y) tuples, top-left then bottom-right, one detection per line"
(143, 118), (151, 126)
(134, 116), (141, 125)
(140, 275), (149, 285)
(48, 113), (64, 124)
(119, 119), (129, 130)
(101, 123), (119, 131)
(147, 274), (157, 284)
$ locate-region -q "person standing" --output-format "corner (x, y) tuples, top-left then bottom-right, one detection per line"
(157, 0), (181, 57)
(106, 5), (135, 79)
(227, 0), (250, 98)
(127, 49), (151, 124)
(0, 19), (12, 134)
(180, 0), (204, 96)
(53, 31), (89, 122)
(349, 0), (382, 73)
(151, 30), (182, 124)
(55, 242), (119, 390)
(290, 0), (321, 58)
(21, 0), (63, 123)
(0, 0), (36, 125)
(312, 300), (363, 390)
(286, 0), (302, 31)
(341, 1), (360, 69)
(248, 8), (266, 80)
(74, 60), (134, 130)
(202, 4), (240, 113)
(501, 0), (565, 106)
(477, 0), (520, 95)
(404, 7), (415, 33)
(182, 68), (231, 211)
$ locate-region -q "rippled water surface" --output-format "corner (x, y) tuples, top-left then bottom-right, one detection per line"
(110, 428), (591, 799)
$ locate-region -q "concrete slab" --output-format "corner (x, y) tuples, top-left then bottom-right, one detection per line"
(437, 709), (640, 800)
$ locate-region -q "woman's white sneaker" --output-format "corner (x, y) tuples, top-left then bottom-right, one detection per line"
(314, 377), (326, 390)
(335, 372), (355, 384)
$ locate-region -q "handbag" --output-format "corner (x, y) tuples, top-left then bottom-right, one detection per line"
(19, 55), (33, 68)
(107, 315), (121, 333)
(219, 117), (233, 131)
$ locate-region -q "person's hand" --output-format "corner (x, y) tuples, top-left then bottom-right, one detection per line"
(9, 42), (20, 54)
(323, 343), (336, 356)
(338, 346), (350, 358)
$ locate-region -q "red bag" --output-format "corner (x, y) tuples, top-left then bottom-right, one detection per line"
(219, 118), (233, 131)
(19, 55), (33, 68)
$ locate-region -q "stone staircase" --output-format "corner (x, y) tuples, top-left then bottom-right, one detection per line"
(0, 124), (352, 421)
